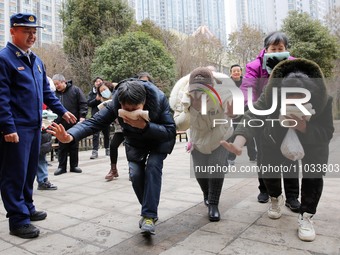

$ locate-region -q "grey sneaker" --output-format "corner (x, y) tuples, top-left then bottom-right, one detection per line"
(285, 198), (301, 213)
(38, 180), (57, 190)
(139, 217), (155, 235)
(268, 195), (284, 219)
(105, 148), (110, 156)
(257, 192), (269, 203)
(90, 150), (98, 159)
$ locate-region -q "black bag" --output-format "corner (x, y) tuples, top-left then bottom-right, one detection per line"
(40, 131), (53, 155)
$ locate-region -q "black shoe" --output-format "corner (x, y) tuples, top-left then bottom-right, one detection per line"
(285, 198), (301, 213)
(249, 158), (257, 163)
(38, 180), (58, 190)
(203, 194), (209, 207)
(204, 198), (209, 207)
(208, 204), (220, 222)
(10, 224), (40, 239)
(257, 192), (269, 203)
(70, 167), (82, 173)
(54, 168), (66, 176)
(30, 211), (47, 221)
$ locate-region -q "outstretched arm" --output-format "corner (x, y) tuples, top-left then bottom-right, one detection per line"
(220, 135), (247, 156)
(46, 122), (73, 143)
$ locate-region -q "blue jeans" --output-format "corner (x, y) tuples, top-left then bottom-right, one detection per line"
(36, 154), (48, 184)
(128, 152), (167, 219)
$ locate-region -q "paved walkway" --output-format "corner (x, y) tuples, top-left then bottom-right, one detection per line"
(0, 131), (340, 255)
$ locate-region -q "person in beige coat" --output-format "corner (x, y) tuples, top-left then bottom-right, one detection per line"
(172, 67), (235, 221)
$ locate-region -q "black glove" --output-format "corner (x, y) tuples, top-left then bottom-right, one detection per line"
(266, 56), (285, 69)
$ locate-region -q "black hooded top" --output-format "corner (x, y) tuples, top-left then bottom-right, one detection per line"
(234, 58), (334, 166)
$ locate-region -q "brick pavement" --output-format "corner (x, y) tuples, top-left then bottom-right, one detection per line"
(0, 128), (339, 255)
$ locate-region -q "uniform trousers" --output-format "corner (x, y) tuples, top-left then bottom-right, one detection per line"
(0, 126), (40, 229)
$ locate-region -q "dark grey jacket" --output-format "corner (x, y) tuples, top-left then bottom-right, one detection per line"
(55, 80), (88, 130)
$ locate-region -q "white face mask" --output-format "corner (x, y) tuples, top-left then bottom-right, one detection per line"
(101, 89), (111, 99)
(263, 51), (290, 74)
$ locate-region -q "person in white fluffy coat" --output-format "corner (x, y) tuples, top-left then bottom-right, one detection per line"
(171, 67), (236, 222)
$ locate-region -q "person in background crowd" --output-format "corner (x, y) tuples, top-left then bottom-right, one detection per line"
(97, 82), (125, 181)
(36, 77), (58, 190)
(88, 77), (111, 159)
(227, 64), (257, 165)
(0, 13), (76, 239)
(229, 64), (243, 87)
(36, 104), (58, 190)
(96, 81), (122, 181)
(240, 31), (300, 212)
(138, 71), (154, 83)
(53, 74), (88, 176)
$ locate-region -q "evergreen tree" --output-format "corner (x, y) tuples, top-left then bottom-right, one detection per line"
(91, 31), (176, 95)
(282, 11), (339, 77)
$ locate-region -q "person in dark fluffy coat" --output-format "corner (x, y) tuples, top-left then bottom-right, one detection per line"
(48, 79), (176, 235)
(221, 58), (334, 242)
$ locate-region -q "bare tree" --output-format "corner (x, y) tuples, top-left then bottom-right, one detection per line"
(324, 7), (340, 118)
(135, 20), (227, 78)
(226, 24), (264, 68)
(33, 44), (72, 79)
(65, 38), (95, 91)
(33, 43), (92, 92)
(323, 7), (340, 81)
(171, 38), (195, 78)
(324, 7), (340, 41)
(172, 28), (226, 78)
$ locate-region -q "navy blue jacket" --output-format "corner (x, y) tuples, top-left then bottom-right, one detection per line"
(68, 81), (176, 157)
(0, 42), (66, 134)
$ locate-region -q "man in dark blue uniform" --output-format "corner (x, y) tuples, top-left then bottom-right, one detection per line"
(0, 13), (76, 239)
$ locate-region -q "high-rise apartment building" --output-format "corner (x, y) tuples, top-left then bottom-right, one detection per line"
(226, 0), (338, 34)
(2, 0), (337, 49)
(0, 0), (64, 48)
(127, 0), (227, 46)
